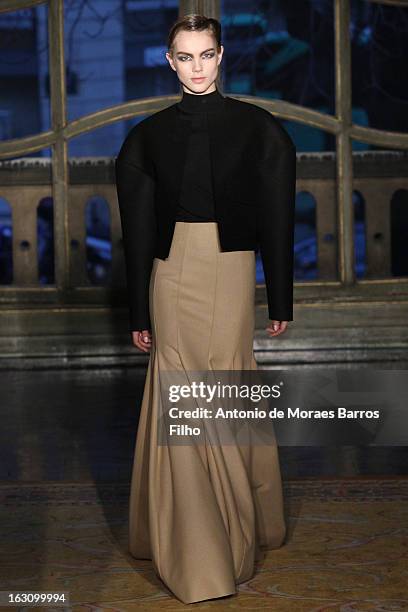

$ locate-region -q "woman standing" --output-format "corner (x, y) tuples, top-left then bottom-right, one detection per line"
(115, 14), (296, 604)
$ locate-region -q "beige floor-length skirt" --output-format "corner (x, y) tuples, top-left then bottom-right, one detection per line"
(128, 221), (286, 604)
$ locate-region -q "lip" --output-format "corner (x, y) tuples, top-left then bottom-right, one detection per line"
(191, 77), (206, 82)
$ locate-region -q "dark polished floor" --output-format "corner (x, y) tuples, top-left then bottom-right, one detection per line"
(0, 366), (406, 483)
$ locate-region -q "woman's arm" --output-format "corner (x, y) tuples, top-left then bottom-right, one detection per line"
(255, 130), (296, 325)
(114, 156), (157, 334)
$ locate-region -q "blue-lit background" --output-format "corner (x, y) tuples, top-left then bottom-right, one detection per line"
(1, 0), (407, 286)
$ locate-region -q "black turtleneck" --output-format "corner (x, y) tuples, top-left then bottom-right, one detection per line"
(175, 87), (225, 222)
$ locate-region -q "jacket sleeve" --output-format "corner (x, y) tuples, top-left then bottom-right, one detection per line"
(256, 126), (296, 322)
(115, 132), (157, 332)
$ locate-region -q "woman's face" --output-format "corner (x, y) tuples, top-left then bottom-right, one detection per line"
(166, 29), (223, 94)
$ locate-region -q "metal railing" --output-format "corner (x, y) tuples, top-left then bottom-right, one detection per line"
(0, 0), (407, 315)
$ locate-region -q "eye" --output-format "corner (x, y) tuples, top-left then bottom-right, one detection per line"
(177, 53), (215, 62)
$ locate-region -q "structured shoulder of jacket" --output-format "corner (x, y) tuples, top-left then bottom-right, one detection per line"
(227, 95), (291, 130)
(227, 95), (296, 150)
(132, 102), (178, 129)
(119, 103), (174, 140)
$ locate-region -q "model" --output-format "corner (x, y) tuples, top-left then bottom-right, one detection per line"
(114, 13), (296, 604)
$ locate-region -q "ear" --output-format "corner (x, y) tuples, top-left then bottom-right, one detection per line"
(217, 45), (224, 66)
(165, 52), (177, 72)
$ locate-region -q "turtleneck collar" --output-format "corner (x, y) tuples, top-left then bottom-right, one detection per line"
(177, 87), (226, 114)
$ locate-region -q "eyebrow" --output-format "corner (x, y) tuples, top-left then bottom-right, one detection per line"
(176, 48), (215, 56)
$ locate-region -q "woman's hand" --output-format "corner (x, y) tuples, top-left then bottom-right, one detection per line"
(266, 320), (288, 337)
(131, 329), (152, 352)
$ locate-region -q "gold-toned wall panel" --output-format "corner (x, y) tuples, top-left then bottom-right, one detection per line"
(67, 185), (124, 288)
(1, 186), (51, 285)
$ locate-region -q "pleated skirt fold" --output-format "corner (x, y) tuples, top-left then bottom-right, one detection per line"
(128, 221), (286, 604)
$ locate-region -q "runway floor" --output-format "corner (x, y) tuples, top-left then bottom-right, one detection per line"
(0, 366), (406, 482)
(0, 367), (407, 610)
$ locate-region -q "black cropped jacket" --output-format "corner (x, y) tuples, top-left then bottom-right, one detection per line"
(115, 94), (296, 332)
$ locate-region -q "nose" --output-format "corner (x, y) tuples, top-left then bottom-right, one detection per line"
(192, 60), (203, 73)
